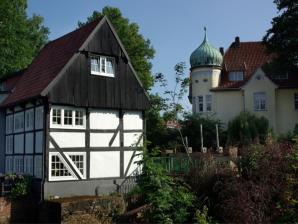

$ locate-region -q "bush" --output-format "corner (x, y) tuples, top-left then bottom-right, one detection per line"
(211, 142), (297, 223)
(227, 112), (269, 146)
(182, 113), (226, 151)
(139, 148), (195, 223)
(5, 174), (32, 199)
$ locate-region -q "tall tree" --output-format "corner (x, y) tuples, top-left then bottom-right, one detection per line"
(0, 0), (49, 76)
(263, 0), (298, 71)
(78, 7), (155, 90)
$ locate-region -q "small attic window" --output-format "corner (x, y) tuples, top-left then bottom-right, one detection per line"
(229, 71), (244, 81)
(91, 56), (115, 78)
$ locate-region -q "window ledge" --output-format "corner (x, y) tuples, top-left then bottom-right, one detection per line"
(91, 72), (115, 78)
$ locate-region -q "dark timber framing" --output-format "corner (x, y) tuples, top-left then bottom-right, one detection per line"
(46, 105), (144, 182)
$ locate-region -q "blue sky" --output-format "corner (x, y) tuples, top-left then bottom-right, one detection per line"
(27, 0), (277, 111)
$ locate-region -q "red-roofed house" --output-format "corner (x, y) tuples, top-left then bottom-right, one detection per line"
(0, 16), (149, 198)
(189, 33), (298, 134)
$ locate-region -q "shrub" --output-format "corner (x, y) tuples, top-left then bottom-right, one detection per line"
(5, 174), (32, 199)
(182, 113), (226, 150)
(138, 148), (195, 223)
(227, 111), (269, 146)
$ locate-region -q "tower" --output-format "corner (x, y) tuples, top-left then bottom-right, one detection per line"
(189, 27), (223, 114)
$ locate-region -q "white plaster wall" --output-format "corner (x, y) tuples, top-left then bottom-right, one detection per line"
(90, 109), (119, 129)
(124, 151), (142, 176)
(90, 152), (120, 178)
(14, 134), (24, 153)
(242, 69), (277, 131)
(90, 132), (120, 147)
(214, 90), (244, 127)
(123, 111), (143, 130)
(50, 132), (85, 148)
(35, 131), (43, 153)
(124, 132), (143, 147)
(276, 89), (298, 134)
(25, 133), (34, 154)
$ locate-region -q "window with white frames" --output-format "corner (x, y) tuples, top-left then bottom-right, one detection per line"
(49, 153), (76, 181)
(50, 107), (85, 128)
(91, 56), (115, 77)
(24, 156), (33, 175)
(52, 108), (61, 125)
(14, 156), (24, 173)
(67, 152), (86, 177)
(206, 95), (212, 112)
(6, 115), (13, 134)
(229, 71), (244, 81)
(192, 97), (197, 113)
(5, 156), (13, 173)
(64, 109), (73, 125)
(75, 110), (84, 126)
(198, 96), (203, 112)
(254, 92), (266, 111)
(295, 93), (298, 111)
(25, 109), (34, 131)
(5, 136), (13, 154)
(14, 112), (24, 132)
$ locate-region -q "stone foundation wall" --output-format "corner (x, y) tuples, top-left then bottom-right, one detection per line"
(0, 197), (10, 223)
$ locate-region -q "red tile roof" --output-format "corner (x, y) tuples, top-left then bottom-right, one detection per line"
(213, 41), (273, 90)
(0, 18), (101, 106)
(213, 41), (298, 90)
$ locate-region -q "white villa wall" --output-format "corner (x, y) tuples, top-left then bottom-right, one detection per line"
(242, 69), (277, 131)
(276, 89), (298, 134)
(50, 132), (85, 148)
(90, 133), (120, 147)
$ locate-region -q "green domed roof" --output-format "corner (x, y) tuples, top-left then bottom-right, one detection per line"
(190, 28), (223, 69)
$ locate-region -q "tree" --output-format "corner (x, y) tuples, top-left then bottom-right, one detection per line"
(78, 7), (155, 90)
(0, 0), (49, 76)
(263, 0), (298, 71)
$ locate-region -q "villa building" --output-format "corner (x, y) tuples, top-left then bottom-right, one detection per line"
(189, 30), (298, 134)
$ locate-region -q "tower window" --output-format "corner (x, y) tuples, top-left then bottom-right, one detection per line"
(294, 93), (298, 110)
(206, 95), (212, 111)
(198, 96), (203, 112)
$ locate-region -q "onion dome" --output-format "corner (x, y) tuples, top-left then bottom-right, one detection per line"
(190, 27), (223, 69)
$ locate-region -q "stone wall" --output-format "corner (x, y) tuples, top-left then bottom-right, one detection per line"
(0, 197), (10, 223)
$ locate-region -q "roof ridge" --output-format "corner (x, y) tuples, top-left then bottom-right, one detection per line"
(45, 17), (103, 46)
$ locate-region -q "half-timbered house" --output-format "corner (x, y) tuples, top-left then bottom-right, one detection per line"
(0, 16), (149, 198)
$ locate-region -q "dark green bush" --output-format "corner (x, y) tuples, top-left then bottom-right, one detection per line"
(182, 113), (226, 151)
(227, 111), (269, 146)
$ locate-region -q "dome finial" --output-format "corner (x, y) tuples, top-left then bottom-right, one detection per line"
(203, 26), (208, 42)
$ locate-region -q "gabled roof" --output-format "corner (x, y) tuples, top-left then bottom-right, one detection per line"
(0, 18), (102, 106)
(213, 41), (273, 90)
(212, 40), (298, 90)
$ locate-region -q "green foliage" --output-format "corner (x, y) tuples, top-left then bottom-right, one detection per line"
(78, 6), (155, 90)
(139, 148), (195, 223)
(7, 175), (32, 199)
(0, 0), (49, 76)
(182, 113), (225, 150)
(195, 206), (215, 224)
(263, 0), (298, 71)
(227, 111), (269, 146)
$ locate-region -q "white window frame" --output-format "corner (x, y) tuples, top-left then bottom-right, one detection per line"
(91, 56), (115, 78)
(14, 112), (24, 133)
(192, 97), (197, 113)
(49, 152), (77, 181)
(205, 95), (212, 112)
(254, 92), (266, 111)
(50, 106), (86, 129)
(295, 93), (298, 111)
(5, 135), (13, 154)
(25, 109), (34, 131)
(65, 152), (86, 179)
(229, 71), (244, 81)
